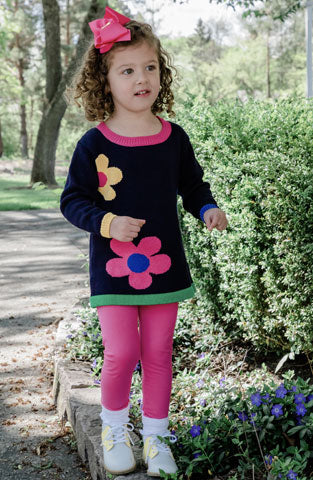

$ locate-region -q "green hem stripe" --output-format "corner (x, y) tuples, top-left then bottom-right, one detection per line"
(90, 285), (195, 307)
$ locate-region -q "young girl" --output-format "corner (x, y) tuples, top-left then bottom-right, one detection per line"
(61, 6), (228, 477)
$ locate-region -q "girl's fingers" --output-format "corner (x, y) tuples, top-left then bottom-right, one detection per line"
(129, 218), (146, 226)
(208, 219), (218, 231)
(129, 226), (141, 233)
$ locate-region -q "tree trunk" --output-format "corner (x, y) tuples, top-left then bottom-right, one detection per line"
(31, 95), (67, 185)
(31, 0), (106, 186)
(15, 0), (29, 159)
(20, 102), (28, 158)
(17, 55), (29, 158)
(65, 0), (70, 67)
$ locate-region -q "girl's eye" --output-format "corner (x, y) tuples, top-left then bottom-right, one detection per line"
(122, 68), (133, 75)
(146, 65), (156, 71)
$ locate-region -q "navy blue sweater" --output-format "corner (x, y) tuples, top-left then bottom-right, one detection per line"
(60, 117), (218, 306)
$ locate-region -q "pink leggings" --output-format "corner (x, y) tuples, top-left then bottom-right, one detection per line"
(97, 303), (178, 419)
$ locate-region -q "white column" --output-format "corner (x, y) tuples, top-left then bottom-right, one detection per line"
(306, 1), (313, 98)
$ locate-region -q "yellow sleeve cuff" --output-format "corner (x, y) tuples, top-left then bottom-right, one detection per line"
(100, 212), (117, 238)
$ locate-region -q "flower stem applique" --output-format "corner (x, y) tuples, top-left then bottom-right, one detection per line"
(95, 154), (123, 200)
(106, 236), (171, 290)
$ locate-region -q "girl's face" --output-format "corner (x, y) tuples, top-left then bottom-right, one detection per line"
(107, 42), (160, 118)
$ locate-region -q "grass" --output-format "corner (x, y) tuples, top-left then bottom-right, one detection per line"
(0, 175), (66, 211)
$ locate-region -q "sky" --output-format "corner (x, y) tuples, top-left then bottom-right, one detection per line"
(129, 0), (244, 41)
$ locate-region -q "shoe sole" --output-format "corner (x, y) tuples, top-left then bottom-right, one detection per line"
(143, 458), (164, 477)
(143, 458), (177, 477)
(104, 461), (137, 475)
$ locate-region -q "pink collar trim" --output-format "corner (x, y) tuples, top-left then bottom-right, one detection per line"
(96, 116), (172, 146)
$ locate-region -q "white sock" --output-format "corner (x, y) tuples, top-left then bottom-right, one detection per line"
(140, 415), (169, 441)
(100, 404), (130, 426)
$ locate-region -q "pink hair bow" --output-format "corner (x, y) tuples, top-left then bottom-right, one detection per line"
(89, 6), (131, 54)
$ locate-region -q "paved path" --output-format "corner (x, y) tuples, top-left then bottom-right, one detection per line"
(0, 209), (91, 479)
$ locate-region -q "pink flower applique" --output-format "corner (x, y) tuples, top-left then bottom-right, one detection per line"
(106, 236), (171, 290)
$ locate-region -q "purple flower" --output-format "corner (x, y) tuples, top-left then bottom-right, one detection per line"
(265, 454), (273, 466)
(193, 452), (201, 458)
(275, 384), (287, 399)
(82, 331), (88, 337)
(199, 398), (207, 407)
(296, 416), (303, 425)
(251, 392), (262, 407)
(93, 379), (100, 385)
(238, 411), (248, 422)
(294, 393), (306, 404)
(262, 393), (270, 402)
(307, 394), (313, 402)
(291, 386), (297, 392)
(219, 377), (226, 387)
(66, 334), (73, 339)
(171, 429), (176, 435)
(134, 362), (141, 372)
(271, 404), (283, 418)
(92, 359), (97, 368)
(286, 470), (298, 480)
(198, 353), (206, 359)
(295, 403), (307, 417)
(250, 412), (257, 426)
(190, 425), (201, 437)
(196, 379), (205, 388)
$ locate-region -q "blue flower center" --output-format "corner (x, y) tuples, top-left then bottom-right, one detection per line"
(127, 253), (150, 273)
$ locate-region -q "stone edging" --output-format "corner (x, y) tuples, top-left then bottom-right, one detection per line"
(52, 313), (150, 480)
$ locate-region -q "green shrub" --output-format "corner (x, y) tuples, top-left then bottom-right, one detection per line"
(177, 97), (313, 355)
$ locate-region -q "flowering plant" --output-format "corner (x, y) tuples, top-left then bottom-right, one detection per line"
(166, 371), (313, 480)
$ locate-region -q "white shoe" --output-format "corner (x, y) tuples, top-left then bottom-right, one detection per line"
(101, 422), (136, 475)
(142, 432), (178, 477)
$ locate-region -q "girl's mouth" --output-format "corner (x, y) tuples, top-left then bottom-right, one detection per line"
(134, 90), (150, 96)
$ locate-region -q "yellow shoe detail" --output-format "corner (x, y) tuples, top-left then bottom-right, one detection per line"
(144, 437), (159, 460)
(101, 426), (113, 451)
(148, 445), (158, 459)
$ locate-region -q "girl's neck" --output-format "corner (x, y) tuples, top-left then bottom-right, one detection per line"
(105, 112), (162, 137)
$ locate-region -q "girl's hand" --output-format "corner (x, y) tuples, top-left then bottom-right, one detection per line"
(110, 216), (146, 242)
(203, 208), (228, 232)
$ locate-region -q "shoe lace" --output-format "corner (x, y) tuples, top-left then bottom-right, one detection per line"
(150, 432), (177, 453)
(107, 422), (135, 445)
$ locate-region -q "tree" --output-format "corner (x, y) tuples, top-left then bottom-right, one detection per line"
(30, 0), (106, 186)
(208, 0), (304, 21)
(0, 2), (23, 157)
(1, 0), (37, 158)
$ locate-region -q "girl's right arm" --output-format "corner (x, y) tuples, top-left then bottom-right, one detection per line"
(60, 141), (145, 240)
(60, 141), (113, 236)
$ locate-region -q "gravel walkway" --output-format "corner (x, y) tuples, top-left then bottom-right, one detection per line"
(0, 209), (91, 479)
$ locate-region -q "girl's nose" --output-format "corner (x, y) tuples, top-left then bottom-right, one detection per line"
(136, 69), (148, 84)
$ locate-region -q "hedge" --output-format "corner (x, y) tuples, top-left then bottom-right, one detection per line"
(176, 97), (313, 355)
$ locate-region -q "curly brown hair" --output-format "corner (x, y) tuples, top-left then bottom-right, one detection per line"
(67, 20), (176, 121)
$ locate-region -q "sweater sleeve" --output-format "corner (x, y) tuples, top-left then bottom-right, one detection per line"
(60, 141), (114, 236)
(178, 132), (218, 221)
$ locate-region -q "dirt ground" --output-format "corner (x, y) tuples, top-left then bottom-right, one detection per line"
(0, 207), (93, 480)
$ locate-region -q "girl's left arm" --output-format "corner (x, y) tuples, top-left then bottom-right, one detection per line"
(178, 133), (228, 232)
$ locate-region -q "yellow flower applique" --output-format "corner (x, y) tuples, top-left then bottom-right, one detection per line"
(95, 154), (123, 201)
